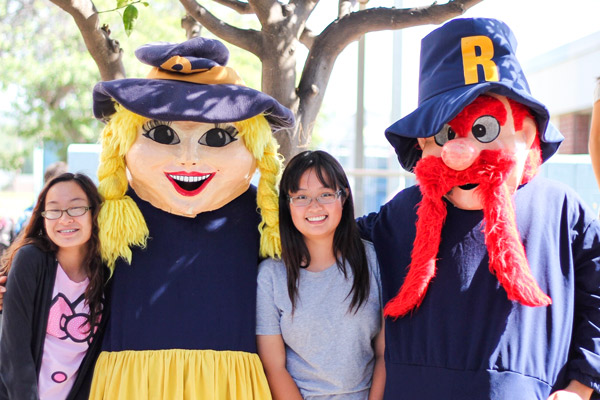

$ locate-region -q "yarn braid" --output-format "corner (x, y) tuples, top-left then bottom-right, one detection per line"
(235, 115), (283, 258)
(97, 105), (149, 272)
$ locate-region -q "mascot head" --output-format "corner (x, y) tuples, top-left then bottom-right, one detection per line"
(384, 18), (564, 318)
(92, 38), (295, 270)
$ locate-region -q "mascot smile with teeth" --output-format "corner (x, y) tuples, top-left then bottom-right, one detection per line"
(358, 18), (600, 400)
(89, 38), (293, 399)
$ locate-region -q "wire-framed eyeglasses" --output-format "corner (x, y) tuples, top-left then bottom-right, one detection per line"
(41, 206), (92, 220)
(288, 190), (343, 207)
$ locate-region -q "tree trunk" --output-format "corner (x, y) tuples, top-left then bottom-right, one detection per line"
(259, 34), (303, 160)
(182, 14), (203, 39)
(49, 0), (126, 81)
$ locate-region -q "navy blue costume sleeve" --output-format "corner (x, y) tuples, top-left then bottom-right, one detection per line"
(0, 246), (44, 400)
(356, 212), (379, 242)
(568, 216), (600, 393)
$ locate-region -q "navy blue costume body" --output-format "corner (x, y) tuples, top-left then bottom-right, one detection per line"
(358, 176), (600, 399)
(103, 186), (260, 354)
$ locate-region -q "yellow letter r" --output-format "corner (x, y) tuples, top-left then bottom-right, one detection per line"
(461, 36), (499, 85)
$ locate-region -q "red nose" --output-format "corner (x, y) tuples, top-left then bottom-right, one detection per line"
(441, 138), (479, 171)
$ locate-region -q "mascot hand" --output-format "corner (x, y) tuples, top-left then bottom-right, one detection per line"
(547, 381), (593, 400)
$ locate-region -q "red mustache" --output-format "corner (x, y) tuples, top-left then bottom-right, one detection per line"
(384, 149), (551, 318)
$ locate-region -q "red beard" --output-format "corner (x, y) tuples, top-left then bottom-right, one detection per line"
(384, 149), (552, 319)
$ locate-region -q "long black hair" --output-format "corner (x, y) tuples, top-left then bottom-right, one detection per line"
(279, 150), (369, 313)
(1, 173), (106, 328)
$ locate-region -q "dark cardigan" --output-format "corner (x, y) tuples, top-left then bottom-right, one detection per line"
(0, 244), (108, 400)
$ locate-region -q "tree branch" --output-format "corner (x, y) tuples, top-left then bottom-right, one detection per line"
(298, 27), (316, 50)
(338, 0), (356, 19)
(181, 13), (203, 39)
(287, 0), (318, 38)
(211, 0), (255, 14)
(248, 0), (281, 27)
(296, 0), (483, 139)
(329, 0), (484, 46)
(179, 0), (263, 57)
(49, 0), (125, 81)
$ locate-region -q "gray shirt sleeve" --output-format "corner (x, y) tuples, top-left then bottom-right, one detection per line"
(256, 258), (283, 335)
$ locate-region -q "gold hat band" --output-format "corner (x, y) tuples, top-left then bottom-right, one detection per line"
(146, 65), (245, 86)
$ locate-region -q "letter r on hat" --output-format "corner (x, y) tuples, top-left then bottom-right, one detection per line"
(461, 36), (499, 85)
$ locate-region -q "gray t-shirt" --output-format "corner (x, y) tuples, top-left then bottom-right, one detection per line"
(256, 240), (382, 400)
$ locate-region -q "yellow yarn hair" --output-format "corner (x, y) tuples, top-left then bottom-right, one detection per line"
(234, 116), (283, 259)
(97, 105), (283, 272)
(97, 105), (149, 272)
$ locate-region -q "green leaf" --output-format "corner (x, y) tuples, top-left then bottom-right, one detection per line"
(116, 0), (128, 9)
(123, 4), (139, 37)
(142, 2), (150, 7)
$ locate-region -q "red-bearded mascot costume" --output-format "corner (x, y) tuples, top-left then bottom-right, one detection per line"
(358, 18), (600, 400)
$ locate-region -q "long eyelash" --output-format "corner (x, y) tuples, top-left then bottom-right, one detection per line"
(142, 119), (172, 133)
(215, 123), (239, 138)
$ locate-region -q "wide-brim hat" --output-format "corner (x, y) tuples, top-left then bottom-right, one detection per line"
(386, 18), (564, 172)
(93, 38), (295, 130)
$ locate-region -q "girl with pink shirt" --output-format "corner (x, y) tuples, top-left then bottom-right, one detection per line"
(0, 173), (107, 400)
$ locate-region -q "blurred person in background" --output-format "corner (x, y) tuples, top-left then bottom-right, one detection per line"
(12, 161), (68, 241)
(588, 77), (600, 195)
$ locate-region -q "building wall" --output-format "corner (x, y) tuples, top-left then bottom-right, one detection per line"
(525, 30), (600, 155)
(557, 113), (591, 154)
(525, 31), (600, 117)
(522, 31), (600, 211)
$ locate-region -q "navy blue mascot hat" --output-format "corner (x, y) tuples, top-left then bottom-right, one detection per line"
(93, 37), (295, 130)
(386, 17), (563, 172)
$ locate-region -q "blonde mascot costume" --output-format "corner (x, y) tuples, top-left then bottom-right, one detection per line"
(89, 37), (294, 399)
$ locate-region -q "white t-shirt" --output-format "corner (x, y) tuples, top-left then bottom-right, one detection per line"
(38, 264), (92, 400)
(256, 240), (382, 400)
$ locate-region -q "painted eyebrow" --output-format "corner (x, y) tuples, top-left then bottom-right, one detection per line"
(214, 123), (239, 134)
(143, 119), (172, 128)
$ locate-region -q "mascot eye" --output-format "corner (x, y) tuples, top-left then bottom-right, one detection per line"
(198, 126), (238, 147)
(142, 121), (180, 145)
(434, 124), (456, 146)
(471, 115), (500, 143)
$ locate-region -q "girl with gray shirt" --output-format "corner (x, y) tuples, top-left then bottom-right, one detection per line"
(256, 150), (385, 400)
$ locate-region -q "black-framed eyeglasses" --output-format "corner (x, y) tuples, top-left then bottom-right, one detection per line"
(288, 190), (343, 207)
(41, 206), (92, 220)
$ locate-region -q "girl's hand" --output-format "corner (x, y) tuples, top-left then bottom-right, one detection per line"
(0, 275), (7, 310)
